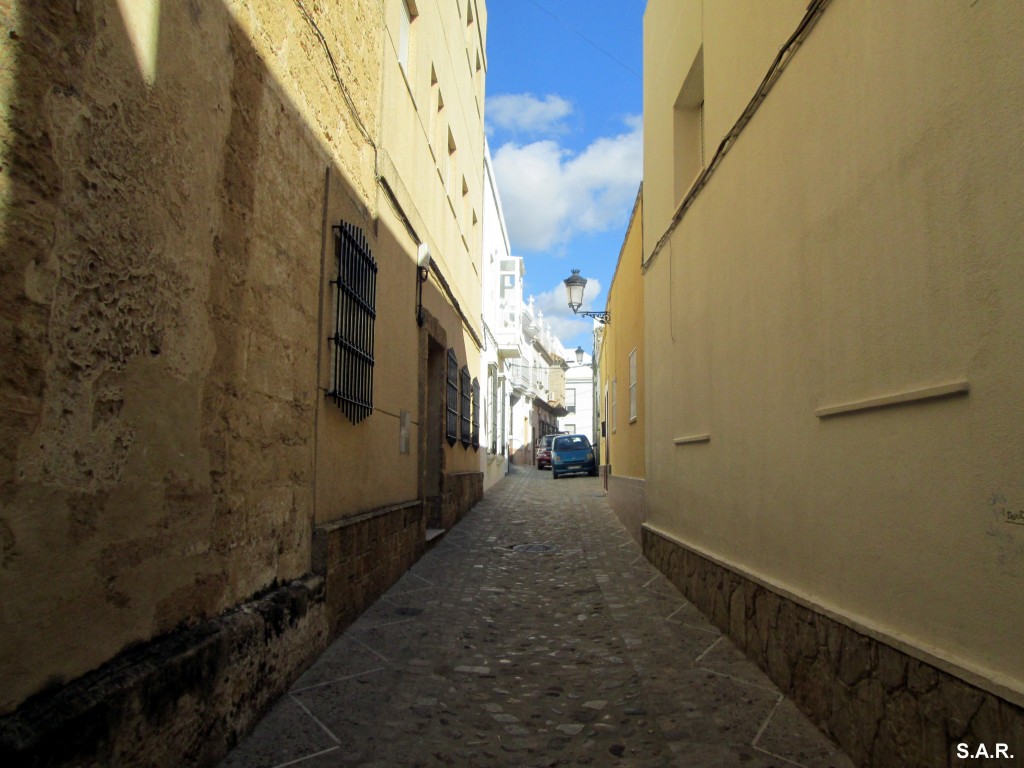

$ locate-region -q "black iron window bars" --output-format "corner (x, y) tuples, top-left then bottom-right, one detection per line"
(471, 377), (480, 450)
(446, 348), (459, 446)
(327, 221), (378, 425)
(460, 366), (471, 447)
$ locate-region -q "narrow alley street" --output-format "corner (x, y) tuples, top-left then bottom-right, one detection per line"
(218, 468), (852, 768)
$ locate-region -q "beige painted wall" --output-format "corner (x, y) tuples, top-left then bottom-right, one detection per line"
(600, 190), (645, 481)
(0, 0), (487, 715)
(313, 0), (485, 524)
(643, 0), (1024, 704)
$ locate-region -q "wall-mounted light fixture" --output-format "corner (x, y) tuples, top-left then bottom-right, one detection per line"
(416, 243), (431, 326)
(563, 269), (610, 324)
(567, 346), (596, 371)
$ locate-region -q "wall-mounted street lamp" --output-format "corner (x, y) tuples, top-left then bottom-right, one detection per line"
(567, 346), (596, 371)
(416, 243), (431, 326)
(563, 269), (610, 324)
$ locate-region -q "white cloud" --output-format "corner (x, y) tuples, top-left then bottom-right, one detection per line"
(492, 116), (642, 252)
(532, 278), (604, 346)
(486, 93), (573, 135)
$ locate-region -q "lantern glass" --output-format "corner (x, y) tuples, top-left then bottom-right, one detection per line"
(563, 270), (587, 312)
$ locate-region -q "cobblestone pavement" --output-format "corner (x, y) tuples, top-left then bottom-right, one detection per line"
(219, 467), (853, 768)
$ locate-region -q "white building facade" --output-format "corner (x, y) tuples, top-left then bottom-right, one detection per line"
(559, 351), (594, 446)
(479, 141), (515, 491)
(480, 142), (574, 480)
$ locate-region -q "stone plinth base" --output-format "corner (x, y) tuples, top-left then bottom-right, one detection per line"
(642, 526), (1024, 767)
(441, 471), (483, 531)
(0, 578), (328, 768)
(313, 501), (425, 635)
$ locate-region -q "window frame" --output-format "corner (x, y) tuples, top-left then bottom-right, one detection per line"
(471, 377), (480, 450)
(327, 221), (377, 425)
(460, 365), (472, 447)
(446, 349), (459, 446)
(611, 377), (617, 433)
(629, 348), (638, 423)
(488, 364), (498, 454)
(397, 0), (414, 76)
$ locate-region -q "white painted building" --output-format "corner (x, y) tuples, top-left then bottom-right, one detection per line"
(479, 141), (515, 491)
(560, 349), (595, 446)
(480, 141), (574, 480)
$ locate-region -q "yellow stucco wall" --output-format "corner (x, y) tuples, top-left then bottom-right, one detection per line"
(0, 0), (487, 715)
(600, 190), (645, 480)
(315, 0), (488, 520)
(643, 0), (1024, 704)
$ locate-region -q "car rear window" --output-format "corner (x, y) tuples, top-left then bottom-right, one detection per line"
(553, 435), (589, 450)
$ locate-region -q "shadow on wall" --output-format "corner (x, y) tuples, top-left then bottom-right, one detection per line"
(0, 1), (430, 765)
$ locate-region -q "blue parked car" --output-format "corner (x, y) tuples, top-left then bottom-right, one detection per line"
(550, 434), (597, 479)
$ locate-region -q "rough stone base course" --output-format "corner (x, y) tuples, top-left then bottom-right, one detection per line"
(313, 500), (425, 635)
(441, 470), (483, 531)
(0, 577), (328, 768)
(643, 527), (1024, 767)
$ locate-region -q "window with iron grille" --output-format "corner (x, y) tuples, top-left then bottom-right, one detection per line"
(471, 377), (480, 450)
(328, 221), (377, 424)
(460, 366), (471, 447)
(446, 349), (459, 446)
(488, 364), (498, 454)
(499, 375), (506, 456)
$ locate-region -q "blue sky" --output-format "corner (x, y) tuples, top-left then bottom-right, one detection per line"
(484, 0), (645, 350)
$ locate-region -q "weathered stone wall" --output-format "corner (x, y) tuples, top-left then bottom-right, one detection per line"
(442, 471), (484, 531)
(643, 528), (1024, 767)
(0, 0), (491, 761)
(312, 501), (425, 635)
(0, 0), (382, 717)
(0, 578), (327, 768)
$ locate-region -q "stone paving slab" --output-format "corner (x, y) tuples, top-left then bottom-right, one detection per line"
(218, 467), (853, 768)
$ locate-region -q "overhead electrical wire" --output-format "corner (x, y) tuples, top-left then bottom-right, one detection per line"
(642, 0), (833, 273)
(523, 0), (641, 80)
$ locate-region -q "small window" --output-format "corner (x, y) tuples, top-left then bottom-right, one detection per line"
(446, 129), (457, 193)
(471, 378), (480, 450)
(429, 67), (439, 150)
(446, 349), (459, 446)
(435, 88), (445, 151)
(673, 47), (705, 202)
(611, 377), (617, 433)
(328, 222), (377, 424)
(488, 364), (498, 454)
(499, 376), (506, 456)
(397, 0), (416, 75)
(629, 348), (638, 422)
(460, 366), (472, 447)
(565, 388), (576, 413)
